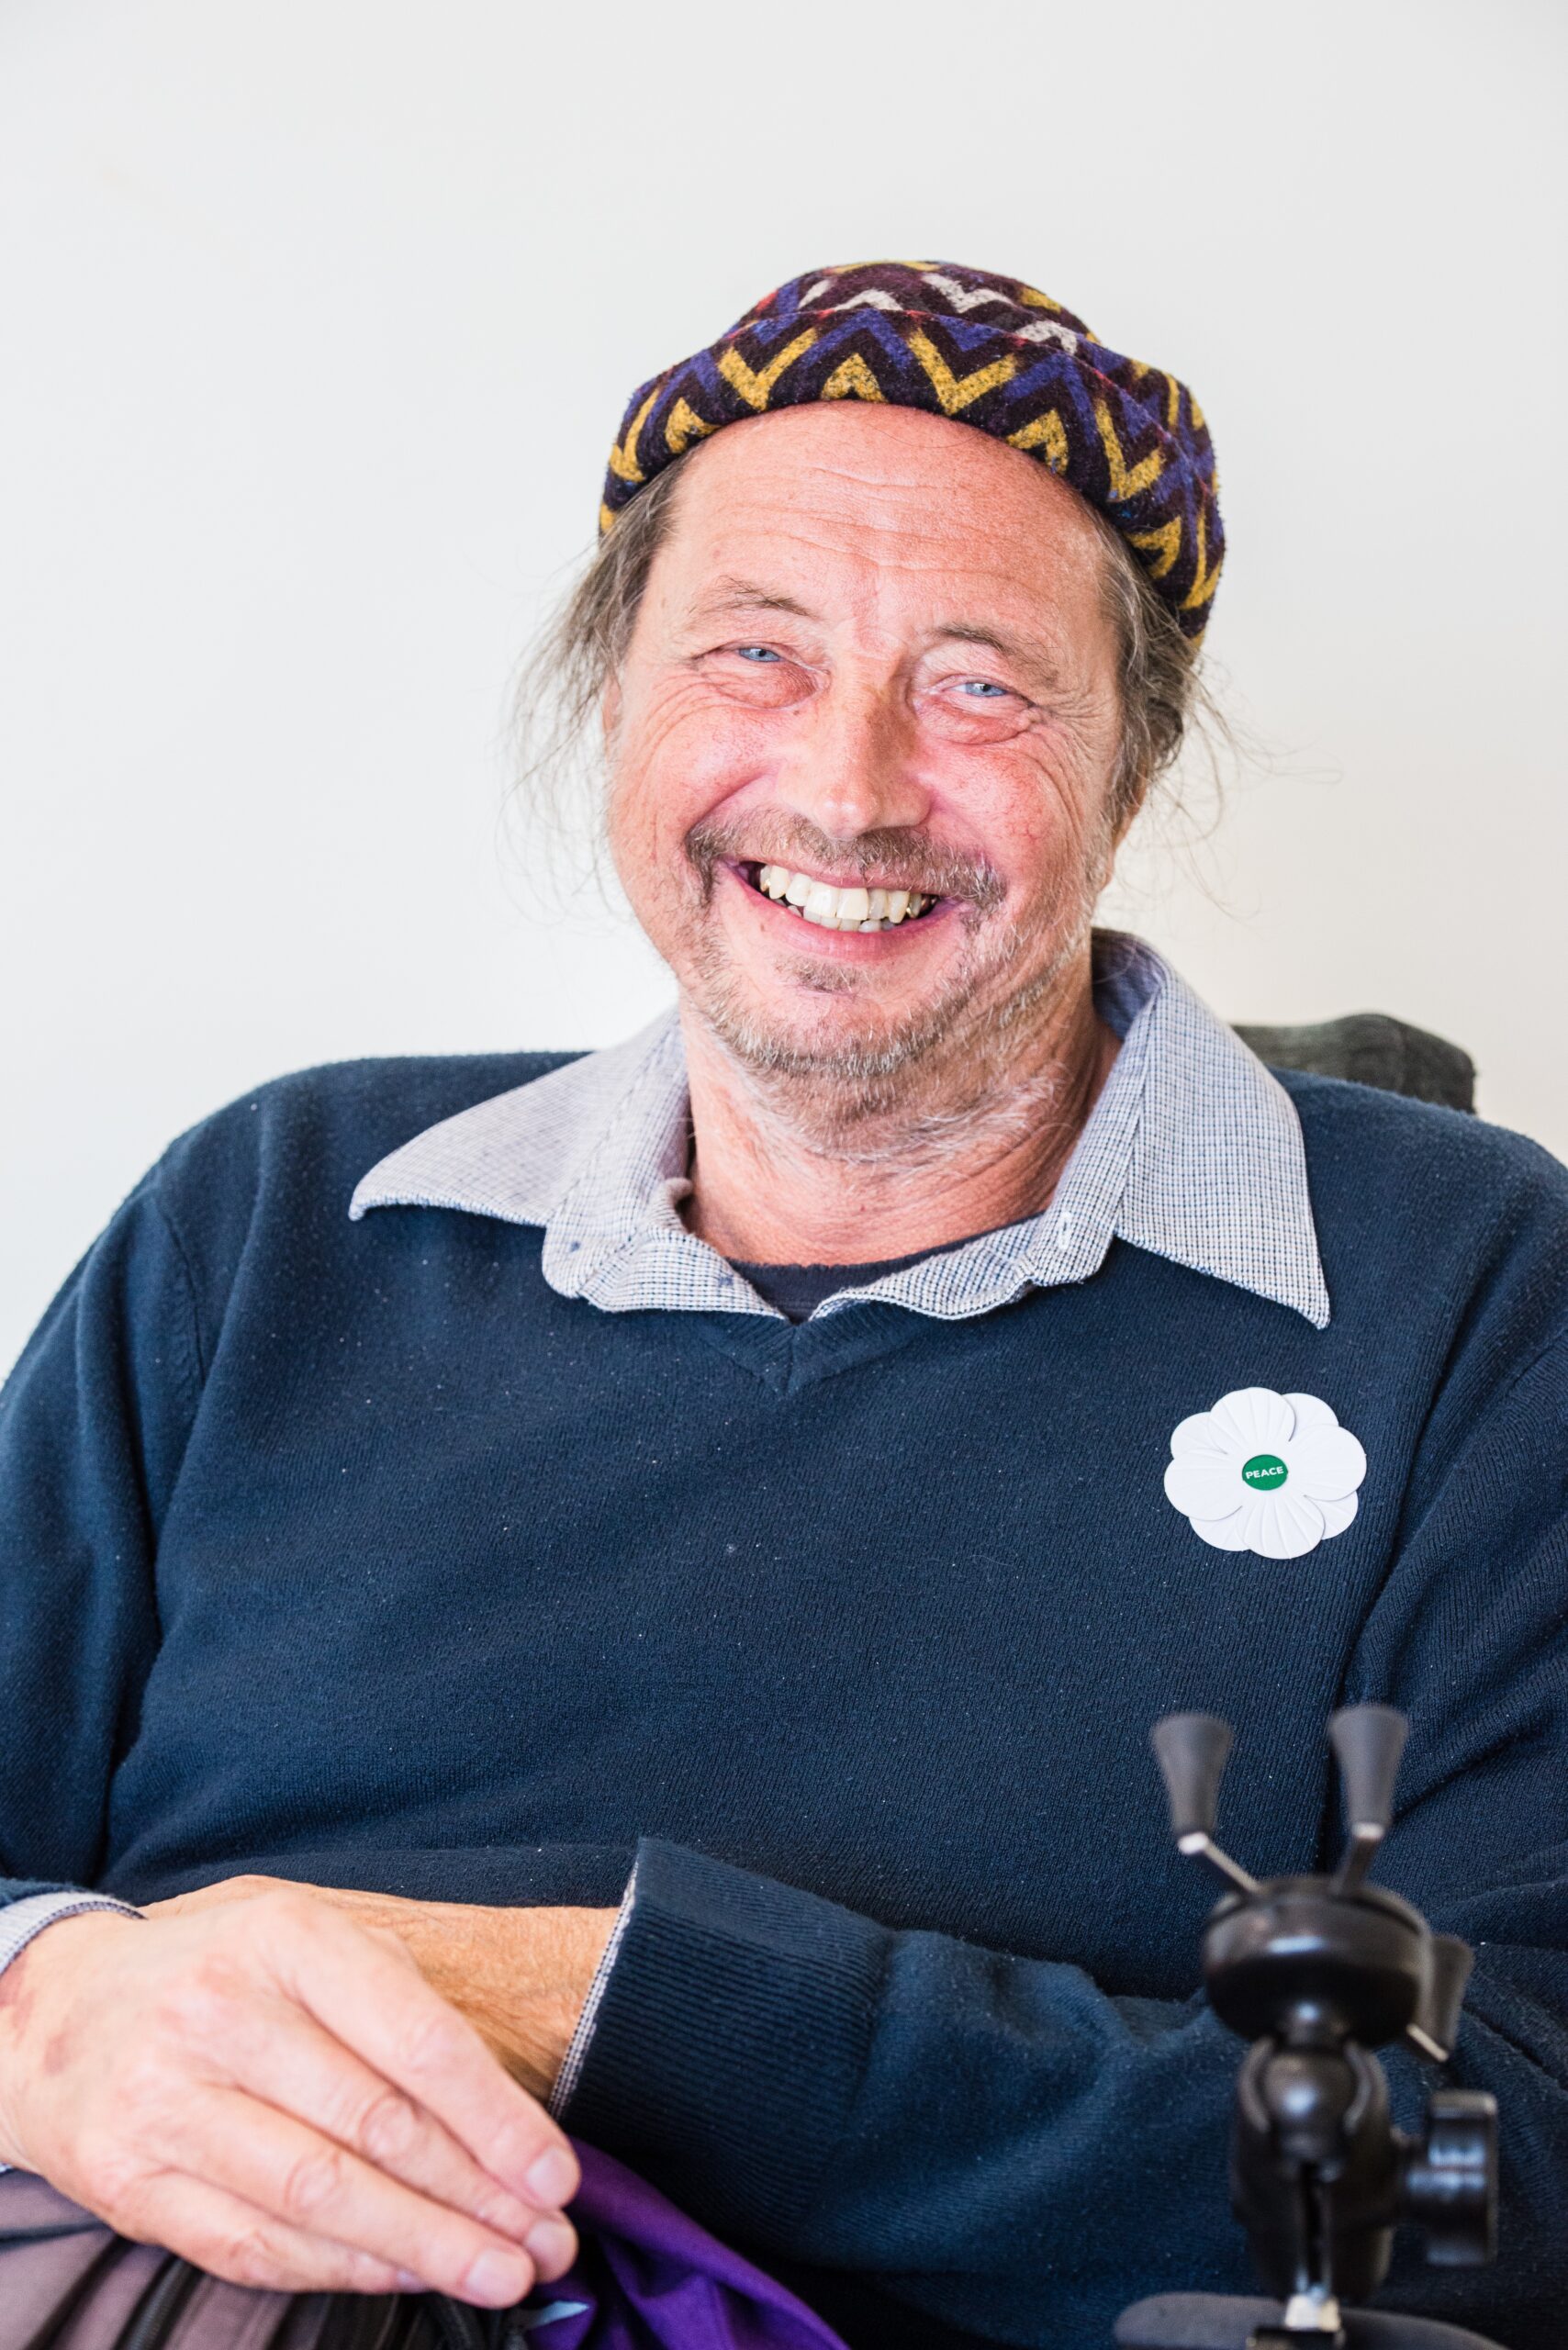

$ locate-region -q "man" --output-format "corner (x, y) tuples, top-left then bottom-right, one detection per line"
(0, 260), (1563, 2347)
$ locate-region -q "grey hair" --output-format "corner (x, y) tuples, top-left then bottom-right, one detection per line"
(509, 449), (1214, 886)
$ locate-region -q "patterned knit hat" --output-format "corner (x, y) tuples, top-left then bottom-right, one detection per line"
(601, 259), (1223, 640)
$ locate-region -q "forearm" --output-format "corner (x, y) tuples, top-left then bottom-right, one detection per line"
(320, 1892), (616, 2099)
(149, 1879), (617, 2102)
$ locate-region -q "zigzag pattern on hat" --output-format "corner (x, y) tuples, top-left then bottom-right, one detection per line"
(600, 261), (1223, 641)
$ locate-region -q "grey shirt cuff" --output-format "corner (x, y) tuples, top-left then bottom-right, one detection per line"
(0, 1892), (141, 1976)
(548, 1863), (639, 2118)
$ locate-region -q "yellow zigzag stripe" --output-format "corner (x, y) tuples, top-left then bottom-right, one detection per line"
(717, 329), (819, 410)
(665, 397), (715, 454)
(904, 329), (1019, 415)
(608, 388), (659, 486)
(821, 352), (885, 402)
(599, 500), (615, 534)
(1128, 517), (1182, 579)
(1093, 399), (1163, 500)
(1182, 509), (1221, 612)
(1006, 409), (1069, 474)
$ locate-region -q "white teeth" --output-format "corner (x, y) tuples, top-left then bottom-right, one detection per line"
(751, 865), (935, 931)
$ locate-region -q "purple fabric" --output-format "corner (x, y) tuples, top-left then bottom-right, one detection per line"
(0, 2143), (849, 2348)
(549, 2140), (848, 2347)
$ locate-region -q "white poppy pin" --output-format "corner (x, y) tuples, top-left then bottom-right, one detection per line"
(1164, 1386), (1367, 1560)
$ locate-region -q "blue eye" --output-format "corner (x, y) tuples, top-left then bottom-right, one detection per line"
(736, 645), (782, 663)
(958, 677), (1008, 698)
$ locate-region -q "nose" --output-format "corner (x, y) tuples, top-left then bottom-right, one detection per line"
(773, 672), (931, 845)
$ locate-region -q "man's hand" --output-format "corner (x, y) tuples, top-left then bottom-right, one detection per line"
(151, 1878), (617, 2102)
(0, 1890), (590, 2305)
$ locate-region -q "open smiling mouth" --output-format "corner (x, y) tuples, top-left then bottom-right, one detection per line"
(739, 862), (942, 934)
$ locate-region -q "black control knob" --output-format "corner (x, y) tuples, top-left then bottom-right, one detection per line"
(1402, 2089), (1498, 2266)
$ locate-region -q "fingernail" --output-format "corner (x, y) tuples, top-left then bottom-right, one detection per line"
(465, 2247), (532, 2306)
(523, 2217), (576, 2281)
(524, 2145), (578, 2208)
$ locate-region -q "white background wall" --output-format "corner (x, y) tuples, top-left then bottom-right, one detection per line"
(2, 0), (1563, 1374)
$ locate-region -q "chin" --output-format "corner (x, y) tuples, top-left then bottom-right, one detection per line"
(696, 969), (969, 1087)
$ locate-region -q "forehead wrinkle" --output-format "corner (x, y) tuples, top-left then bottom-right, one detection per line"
(699, 438), (1087, 558)
(688, 576), (820, 623)
(686, 518), (1054, 613)
(702, 490), (1025, 572)
(671, 474), (1104, 677)
(679, 542), (1081, 686)
(682, 401), (1105, 554)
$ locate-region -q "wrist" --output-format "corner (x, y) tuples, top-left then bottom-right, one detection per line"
(0, 1909), (144, 2167)
(487, 1906), (616, 2100)
(1, 1905), (142, 2006)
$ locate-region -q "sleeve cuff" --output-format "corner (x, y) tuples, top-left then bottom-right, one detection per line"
(549, 1862), (639, 2117)
(0, 1893), (141, 1979)
(555, 1839), (891, 2237)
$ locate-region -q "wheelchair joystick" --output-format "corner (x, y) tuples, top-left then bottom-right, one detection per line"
(1115, 1708), (1502, 2350)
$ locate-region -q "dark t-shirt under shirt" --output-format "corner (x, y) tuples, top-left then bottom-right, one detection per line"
(731, 1248), (951, 1322)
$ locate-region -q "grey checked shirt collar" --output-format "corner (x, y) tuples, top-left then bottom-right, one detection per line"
(349, 932), (1331, 1330)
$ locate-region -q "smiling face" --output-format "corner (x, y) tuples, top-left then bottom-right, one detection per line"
(604, 402), (1128, 1104)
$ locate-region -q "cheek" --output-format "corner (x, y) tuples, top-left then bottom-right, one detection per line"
(934, 740), (1112, 900)
(608, 685), (777, 857)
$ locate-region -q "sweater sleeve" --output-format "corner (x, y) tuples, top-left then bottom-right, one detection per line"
(0, 1175), (203, 1909)
(561, 1337), (1568, 2350)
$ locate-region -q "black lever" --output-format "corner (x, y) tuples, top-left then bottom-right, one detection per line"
(1411, 1932), (1476, 2064)
(1150, 1714), (1258, 1893)
(1330, 1705), (1407, 1889)
(1151, 1713), (1231, 1841)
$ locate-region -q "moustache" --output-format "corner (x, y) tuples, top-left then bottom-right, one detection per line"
(685, 816), (1005, 912)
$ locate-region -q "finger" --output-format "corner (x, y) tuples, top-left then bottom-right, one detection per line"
(121, 2168), (413, 2298)
(265, 1899), (579, 2210)
(217, 1994), (553, 2248)
(164, 2085), (539, 2307)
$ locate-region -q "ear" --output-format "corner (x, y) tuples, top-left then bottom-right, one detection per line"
(600, 676), (622, 750)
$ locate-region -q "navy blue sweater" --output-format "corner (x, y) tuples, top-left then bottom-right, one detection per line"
(1, 1055), (1565, 2348)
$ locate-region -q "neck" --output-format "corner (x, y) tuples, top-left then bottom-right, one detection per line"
(678, 952), (1120, 1267)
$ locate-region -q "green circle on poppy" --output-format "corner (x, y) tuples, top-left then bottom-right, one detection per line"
(1242, 1452), (1289, 1489)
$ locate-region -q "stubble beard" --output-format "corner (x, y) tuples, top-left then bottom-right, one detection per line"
(683, 857), (1102, 1160)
